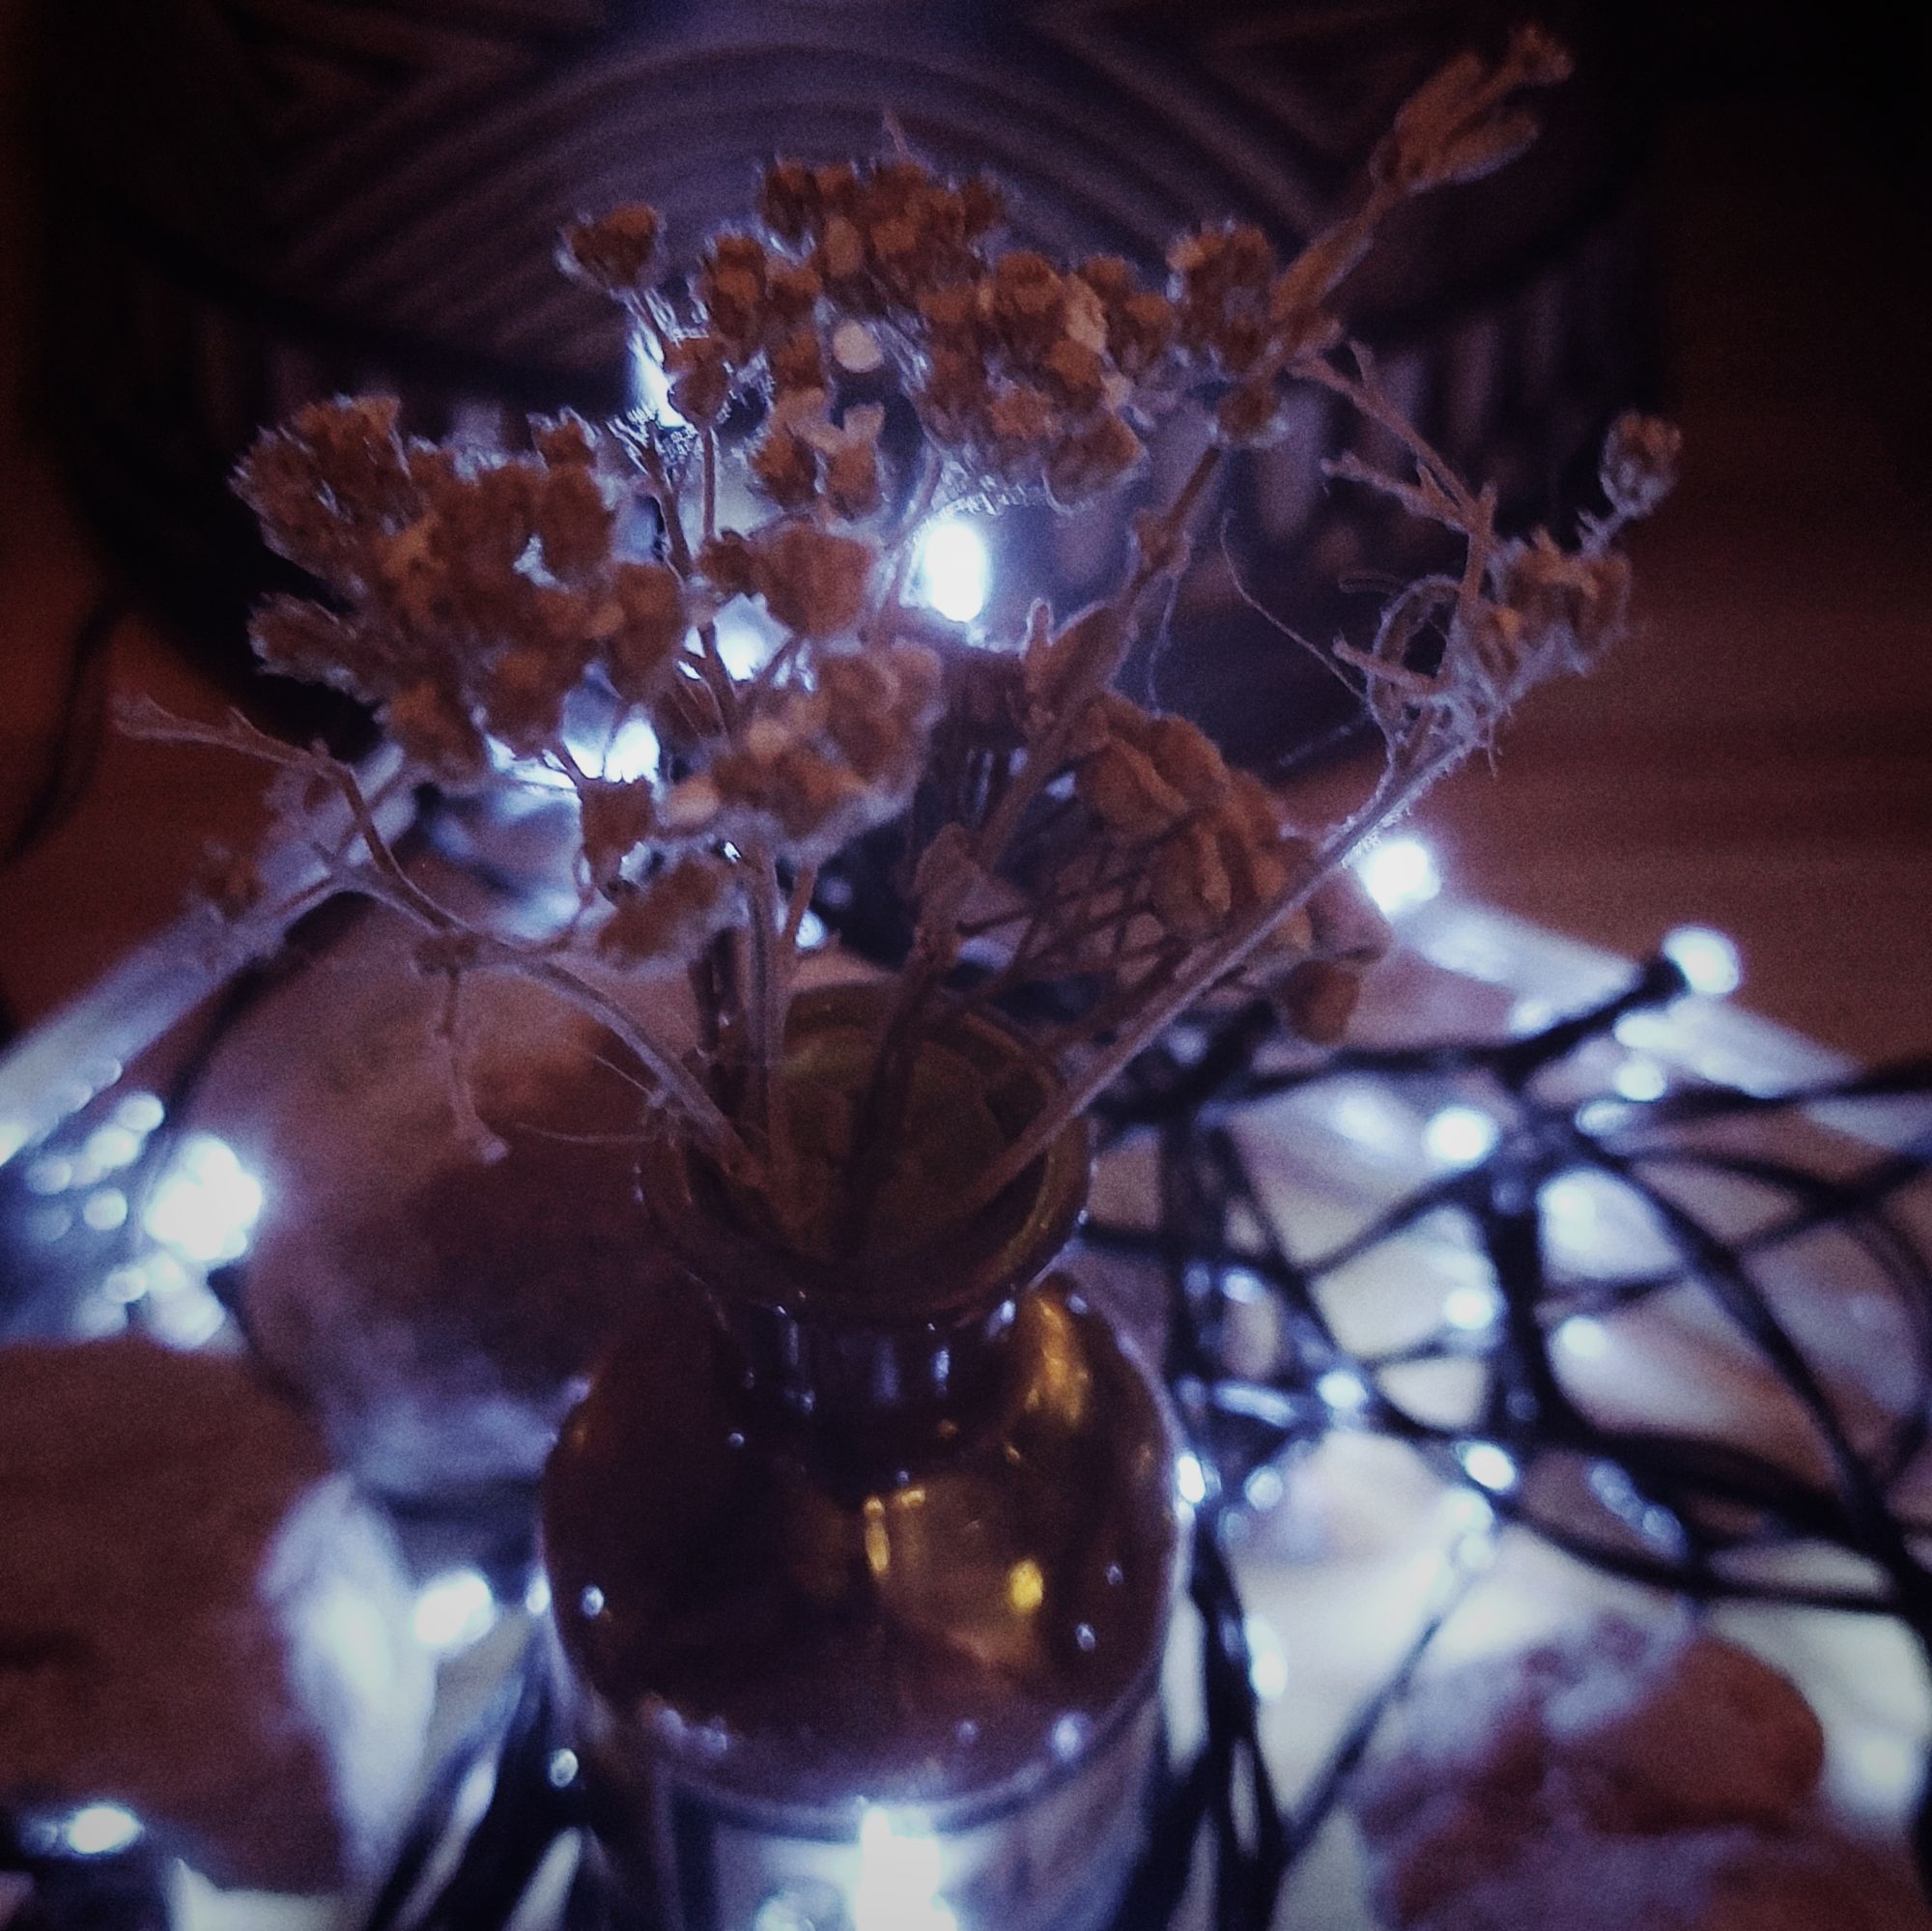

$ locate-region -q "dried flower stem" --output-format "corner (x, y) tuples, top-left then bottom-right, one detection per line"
(945, 745), (1461, 1229)
(978, 442), (1220, 881)
(122, 701), (751, 1171)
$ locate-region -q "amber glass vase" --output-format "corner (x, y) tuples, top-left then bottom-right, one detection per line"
(541, 987), (1185, 1931)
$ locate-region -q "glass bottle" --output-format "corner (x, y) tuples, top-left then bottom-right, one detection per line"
(541, 987), (1185, 1931)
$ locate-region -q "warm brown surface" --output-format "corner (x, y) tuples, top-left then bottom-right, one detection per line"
(1428, 86), (1932, 1060)
(0, 0), (273, 1021)
(1, 21), (1927, 1060)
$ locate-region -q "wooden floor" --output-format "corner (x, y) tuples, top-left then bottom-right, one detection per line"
(1, 32), (1927, 1062)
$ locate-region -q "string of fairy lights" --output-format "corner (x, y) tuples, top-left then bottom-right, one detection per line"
(6, 904), (1932, 1926)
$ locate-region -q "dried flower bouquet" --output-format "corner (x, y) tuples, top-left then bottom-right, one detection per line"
(130, 27), (1677, 1259)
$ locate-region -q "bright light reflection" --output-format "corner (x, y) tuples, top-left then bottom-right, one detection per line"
(24, 1155), (71, 1195)
(412, 1568), (498, 1653)
(1612, 1058), (1668, 1102)
(1356, 837), (1439, 916)
(64, 1803), (141, 1857)
(1444, 1489), (1496, 1534)
(593, 716), (663, 783)
(101, 1264), (150, 1305)
(1316, 1367), (1371, 1414)
(1853, 1733), (1920, 1802)
(1555, 1316), (1610, 1359)
(916, 520), (991, 625)
(146, 1284), (228, 1349)
(754, 1888), (845, 1931)
(299, 1578), (408, 1715)
(630, 337), (673, 419)
(714, 614), (777, 681)
(1424, 1104), (1498, 1168)
(1453, 1525), (1500, 1573)
(1244, 1613), (1289, 1700)
(1443, 1283), (1502, 1332)
(82, 1124), (143, 1173)
(1509, 997), (1554, 1036)
(1330, 1087), (1408, 1157)
(1612, 1010), (1671, 1052)
(1176, 1452), (1209, 1508)
(82, 1189), (128, 1233)
(0, 1118), (26, 1166)
(74, 1293), (128, 1338)
(1006, 1558), (1045, 1615)
(114, 1093), (166, 1133)
(852, 1806), (956, 1931)
(1455, 1440), (1519, 1493)
(1243, 1464), (1286, 1512)
(142, 1134), (262, 1264)
(1540, 1175), (1599, 1229)
(1662, 925), (1743, 997)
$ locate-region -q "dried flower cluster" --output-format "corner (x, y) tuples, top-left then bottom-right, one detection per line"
(137, 28), (1676, 1252)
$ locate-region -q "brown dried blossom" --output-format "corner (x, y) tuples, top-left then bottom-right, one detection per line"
(1600, 412), (1684, 525)
(1370, 26), (1572, 194)
(674, 640), (944, 860)
(558, 205), (662, 298)
(607, 561), (688, 702)
(578, 780), (657, 890)
(598, 856), (744, 972)
(154, 36), (1673, 1243)
(1170, 222), (1276, 374)
(751, 521), (877, 639)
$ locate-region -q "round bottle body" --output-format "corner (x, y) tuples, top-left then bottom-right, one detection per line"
(544, 1275), (1181, 1931)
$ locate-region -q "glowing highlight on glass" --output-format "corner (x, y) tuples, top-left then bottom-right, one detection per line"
(852, 1806), (957, 1931)
(1006, 1559), (1045, 1615)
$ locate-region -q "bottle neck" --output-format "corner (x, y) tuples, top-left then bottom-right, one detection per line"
(707, 1284), (1024, 1452)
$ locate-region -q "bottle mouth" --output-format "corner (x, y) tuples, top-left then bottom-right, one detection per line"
(639, 982), (1092, 1320)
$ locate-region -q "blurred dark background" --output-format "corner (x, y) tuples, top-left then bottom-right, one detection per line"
(0, 0), (1927, 1056)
